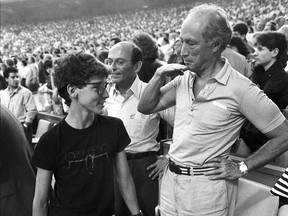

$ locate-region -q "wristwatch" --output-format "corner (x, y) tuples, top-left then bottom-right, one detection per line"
(238, 161), (248, 175)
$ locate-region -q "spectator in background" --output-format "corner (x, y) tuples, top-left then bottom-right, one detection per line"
(263, 21), (277, 31)
(38, 53), (46, 85)
(109, 37), (121, 48)
(4, 58), (15, 68)
(132, 32), (164, 82)
(278, 25), (288, 72)
(246, 19), (254, 33)
(168, 38), (184, 64)
(132, 32), (171, 143)
(0, 67), (37, 147)
(26, 55), (39, 93)
(233, 22), (254, 59)
(255, 18), (267, 31)
(86, 43), (96, 56)
(18, 59), (29, 87)
(222, 41), (253, 78)
(0, 59), (7, 90)
(97, 49), (109, 63)
(0, 74), (6, 90)
(138, 4), (288, 215)
(278, 25), (288, 51)
(159, 37), (172, 62)
(229, 35), (251, 59)
(43, 54), (54, 89)
(0, 105), (35, 216)
(275, 16), (286, 29)
(241, 31), (288, 154)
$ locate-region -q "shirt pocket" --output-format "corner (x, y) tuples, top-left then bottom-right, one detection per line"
(196, 102), (231, 130)
(124, 112), (155, 140)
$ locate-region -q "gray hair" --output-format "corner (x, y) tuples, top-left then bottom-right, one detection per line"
(188, 4), (232, 52)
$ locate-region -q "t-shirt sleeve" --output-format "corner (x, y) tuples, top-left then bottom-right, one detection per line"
(239, 82), (285, 134)
(116, 119), (131, 153)
(31, 130), (58, 171)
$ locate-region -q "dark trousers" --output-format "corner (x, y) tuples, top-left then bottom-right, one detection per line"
(22, 124), (33, 148)
(115, 154), (158, 216)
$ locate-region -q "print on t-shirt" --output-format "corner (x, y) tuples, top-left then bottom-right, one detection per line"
(65, 144), (110, 173)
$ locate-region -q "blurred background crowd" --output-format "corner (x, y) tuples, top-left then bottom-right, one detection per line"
(1, 0), (288, 142)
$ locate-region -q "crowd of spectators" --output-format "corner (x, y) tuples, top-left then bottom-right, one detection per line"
(0, 0), (287, 131)
(1, 0), (288, 142)
(0, 0), (287, 59)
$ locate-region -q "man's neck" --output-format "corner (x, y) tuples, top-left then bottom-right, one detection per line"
(116, 76), (136, 97)
(196, 58), (224, 81)
(65, 106), (95, 129)
(8, 85), (19, 93)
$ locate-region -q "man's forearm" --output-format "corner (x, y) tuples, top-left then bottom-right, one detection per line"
(33, 201), (48, 216)
(138, 73), (165, 114)
(245, 134), (288, 172)
(118, 174), (140, 215)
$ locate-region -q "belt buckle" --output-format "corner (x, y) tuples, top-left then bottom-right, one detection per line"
(169, 159), (191, 176)
(179, 166), (191, 175)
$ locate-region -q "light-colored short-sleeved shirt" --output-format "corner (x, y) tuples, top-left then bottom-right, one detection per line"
(161, 59), (285, 167)
(105, 76), (174, 154)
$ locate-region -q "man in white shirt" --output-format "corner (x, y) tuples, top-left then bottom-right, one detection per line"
(105, 41), (173, 216)
(0, 67), (37, 146)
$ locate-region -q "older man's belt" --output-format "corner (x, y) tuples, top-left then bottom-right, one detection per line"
(169, 159), (216, 176)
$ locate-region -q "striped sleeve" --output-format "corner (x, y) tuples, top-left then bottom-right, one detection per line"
(270, 167), (288, 198)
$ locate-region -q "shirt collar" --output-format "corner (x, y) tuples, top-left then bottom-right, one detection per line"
(188, 57), (231, 86)
(7, 85), (21, 95)
(212, 57), (231, 86)
(111, 76), (142, 99)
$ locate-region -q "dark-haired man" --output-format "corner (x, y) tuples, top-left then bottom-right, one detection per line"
(0, 67), (37, 145)
(233, 22), (254, 59)
(31, 52), (142, 216)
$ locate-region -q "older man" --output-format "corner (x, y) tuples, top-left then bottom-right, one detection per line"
(138, 4), (288, 216)
(105, 41), (174, 216)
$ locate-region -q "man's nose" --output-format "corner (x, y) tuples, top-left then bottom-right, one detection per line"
(181, 43), (189, 56)
(102, 88), (109, 99)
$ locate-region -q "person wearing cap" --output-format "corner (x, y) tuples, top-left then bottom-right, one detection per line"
(31, 52), (142, 216)
(105, 41), (174, 216)
(138, 4), (288, 215)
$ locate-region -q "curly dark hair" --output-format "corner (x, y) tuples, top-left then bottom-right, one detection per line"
(132, 32), (159, 60)
(54, 52), (109, 106)
(3, 66), (18, 79)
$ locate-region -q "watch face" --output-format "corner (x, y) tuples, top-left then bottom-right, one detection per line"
(239, 162), (248, 174)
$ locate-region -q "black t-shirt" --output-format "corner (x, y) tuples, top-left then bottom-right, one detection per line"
(31, 115), (130, 216)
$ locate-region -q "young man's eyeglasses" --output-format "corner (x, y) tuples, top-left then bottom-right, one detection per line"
(85, 82), (108, 95)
